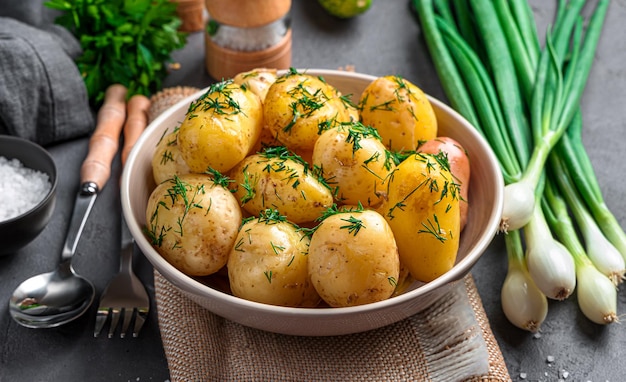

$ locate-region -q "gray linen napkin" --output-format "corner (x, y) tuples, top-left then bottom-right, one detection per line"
(0, 5), (94, 145)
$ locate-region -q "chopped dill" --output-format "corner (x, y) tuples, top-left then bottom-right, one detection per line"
(340, 215), (366, 236)
(419, 215), (447, 243)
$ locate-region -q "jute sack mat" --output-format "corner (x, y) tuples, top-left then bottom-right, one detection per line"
(155, 271), (511, 382)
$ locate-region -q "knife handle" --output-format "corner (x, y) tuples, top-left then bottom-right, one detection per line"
(121, 94), (151, 167)
(80, 84), (128, 191)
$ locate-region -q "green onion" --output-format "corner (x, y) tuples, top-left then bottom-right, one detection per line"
(524, 183), (576, 301)
(412, 0), (480, 134)
(435, 18), (522, 183)
(414, 0), (619, 330)
(556, 112), (626, 261)
(467, 0), (532, 170)
(548, 151), (625, 285)
(542, 179), (618, 324)
(501, 230), (548, 333)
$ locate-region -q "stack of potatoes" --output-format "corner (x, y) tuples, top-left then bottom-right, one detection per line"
(146, 68), (468, 308)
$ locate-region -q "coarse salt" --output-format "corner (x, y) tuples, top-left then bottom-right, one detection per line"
(210, 18), (289, 51)
(0, 156), (51, 222)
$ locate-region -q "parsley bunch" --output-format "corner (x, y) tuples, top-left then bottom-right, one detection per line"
(45, 0), (187, 105)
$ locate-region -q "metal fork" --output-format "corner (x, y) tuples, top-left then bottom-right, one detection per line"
(94, 220), (150, 338)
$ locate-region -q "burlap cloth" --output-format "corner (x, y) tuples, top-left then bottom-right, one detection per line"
(149, 87), (511, 382)
(155, 271), (510, 382)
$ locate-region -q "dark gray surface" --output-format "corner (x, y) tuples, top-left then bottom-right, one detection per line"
(1, 1), (625, 381)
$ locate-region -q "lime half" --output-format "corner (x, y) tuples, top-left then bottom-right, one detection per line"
(318, 0), (372, 18)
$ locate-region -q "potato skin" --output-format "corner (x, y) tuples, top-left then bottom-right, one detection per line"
(177, 81), (263, 173)
(418, 136), (470, 231)
(312, 122), (395, 208)
(308, 209), (400, 307)
(359, 75), (437, 152)
(151, 128), (191, 185)
(380, 152), (461, 283)
(264, 71), (351, 152)
(228, 215), (320, 307)
(145, 174), (242, 276)
(233, 68), (278, 102)
(230, 148), (334, 224)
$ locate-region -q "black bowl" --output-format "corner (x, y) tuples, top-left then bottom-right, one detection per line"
(0, 135), (57, 255)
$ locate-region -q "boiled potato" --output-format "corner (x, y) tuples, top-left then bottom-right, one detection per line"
(308, 208), (400, 307)
(227, 210), (320, 307)
(264, 70), (352, 152)
(233, 68), (278, 102)
(177, 80), (263, 173)
(380, 152), (461, 282)
(151, 127), (191, 184)
(312, 121), (395, 208)
(229, 146), (334, 224)
(359, 75), (437, 152)
(145, 173), (242, 276)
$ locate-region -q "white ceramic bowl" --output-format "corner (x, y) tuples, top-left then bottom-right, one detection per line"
(122, 69), (504, 336)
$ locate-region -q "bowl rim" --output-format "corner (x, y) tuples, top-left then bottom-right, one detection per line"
(0, 135), (58, 225)
(121, 69), (504, 317)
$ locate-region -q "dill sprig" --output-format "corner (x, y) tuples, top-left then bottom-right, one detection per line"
(301, 203), (367, 239)
(283, 82), (330, 133)
(187, 80), (245, 118)
(341, 215), (366, 236)
(204, 167), (233, 189)
(343, 121), (383, 153)
(316, 203), (365, 221)
(419, 215), (447, 243)
(146, 175), (208, 247)
(385, 153), (460, 220)
(258, 208), (289, 224)
(259, 146), (334, 192)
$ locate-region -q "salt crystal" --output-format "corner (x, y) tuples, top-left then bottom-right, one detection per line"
(0, 156), (51, 222)
(561, 370), (569, 379)
(547, 355), (555, 363)
(520, 372), (527, 379)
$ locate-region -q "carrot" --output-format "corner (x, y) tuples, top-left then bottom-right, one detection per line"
(418, 136), (470, 231)
(80, 84), (128, 191)
(121, 94), (151, 166)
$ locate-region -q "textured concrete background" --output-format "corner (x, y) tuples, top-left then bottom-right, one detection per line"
(1, 1), (624, 381)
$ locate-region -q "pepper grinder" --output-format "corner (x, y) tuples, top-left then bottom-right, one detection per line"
(204, 0), (292, 80)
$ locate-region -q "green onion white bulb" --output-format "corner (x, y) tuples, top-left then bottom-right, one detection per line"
(501, 180), (535, 232)
(583, 218), (626, 286)
(524, 206), (576, 300)
(501, 259), (548, 332)
(576, 261), (618, 325)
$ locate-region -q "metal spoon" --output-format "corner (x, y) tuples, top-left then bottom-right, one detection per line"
(9, 85), (129, 329)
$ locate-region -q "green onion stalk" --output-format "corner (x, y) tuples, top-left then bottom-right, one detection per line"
(414, 0), (619, 329)
(501, 0), (608, 232)
(556, 111), (626, 262)
(542, 179), (618, 324)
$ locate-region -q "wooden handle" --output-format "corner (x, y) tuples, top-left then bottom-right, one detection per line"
(121, 94), (151, 167)
(80, 84), (128, 190)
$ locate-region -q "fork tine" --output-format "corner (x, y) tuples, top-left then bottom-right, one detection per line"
(132, 308), (148, 338)
(94, 308), (110, 337)
(107, 308), (121, 338)
(95, 225), (150, 339)
(120, 308), (134, 338)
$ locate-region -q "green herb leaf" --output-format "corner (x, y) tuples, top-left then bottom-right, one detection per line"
(44, 0), (187, 106)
